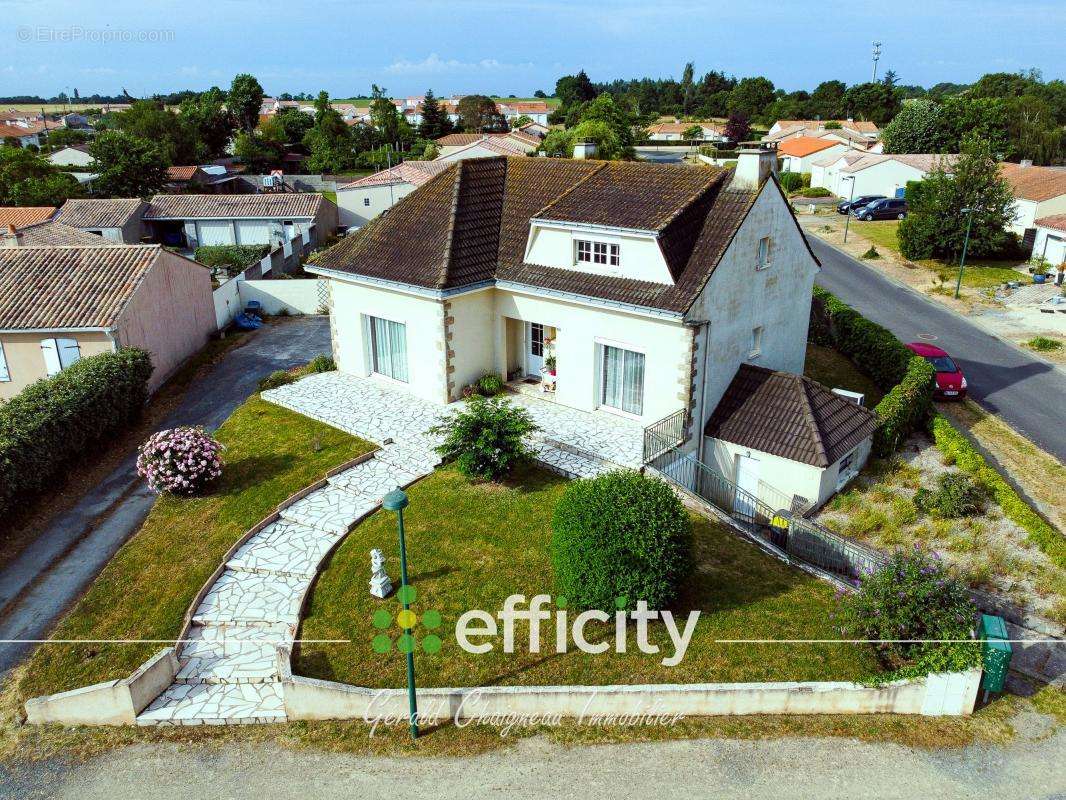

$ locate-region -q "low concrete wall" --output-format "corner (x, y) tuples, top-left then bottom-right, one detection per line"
(25, 649), (178, 726)
(280, 669), (982, 722)
(211, 231), (313, 329)
(240, 279), (323, 316)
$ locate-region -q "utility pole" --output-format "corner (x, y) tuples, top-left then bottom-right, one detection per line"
(954, 208), (975, 299)
(871, 42), (883, 82)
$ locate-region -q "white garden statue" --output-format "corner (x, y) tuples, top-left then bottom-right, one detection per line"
(369, 548), (393, 599)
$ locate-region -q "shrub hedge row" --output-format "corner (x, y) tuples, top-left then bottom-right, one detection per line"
(0, 348), (153, 522)
(930, 415), (1065, 569)
(194, 244), (271, 279)
(811, 286), (935, 456)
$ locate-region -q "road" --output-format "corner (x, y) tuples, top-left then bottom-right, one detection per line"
(0, 317), (331, 673)
(635, 145), (691, 163)
(2, 731), (1064, 800)
(810, 236), (1066, 463)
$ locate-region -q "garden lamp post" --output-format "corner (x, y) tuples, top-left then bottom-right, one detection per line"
(382, 487), (418, 740)
(954, 207), (975, 300)
(842, 175), (856, 244)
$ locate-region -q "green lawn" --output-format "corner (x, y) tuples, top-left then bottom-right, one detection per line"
(848, 220), (1024, 289)
(804, 343), (885, 406)
(18, 397), (374, 701)
(320, 190), (337, 206)
(296, 465), (884, 688)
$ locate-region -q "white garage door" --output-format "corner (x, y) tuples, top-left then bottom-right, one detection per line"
(197, 220), (234, 246)
(1045, 235), (1066, 266)
(236, 220), (272, 245)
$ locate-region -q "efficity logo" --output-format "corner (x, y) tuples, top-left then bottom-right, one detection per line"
(371, 592), (700, 667)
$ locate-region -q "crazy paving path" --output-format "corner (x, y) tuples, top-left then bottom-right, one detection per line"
(137, 372), (643, 725)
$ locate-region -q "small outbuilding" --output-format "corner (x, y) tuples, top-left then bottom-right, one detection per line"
(703, 364), (878, 513)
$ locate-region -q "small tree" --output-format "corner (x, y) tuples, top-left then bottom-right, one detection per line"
(418, 89), (452, 140)
(723, 112), (751, 143)
(89, 130), (167, 199)
(551, 471), (691, 612)
(229, 72), (265, 133)
(430, 396), (538, 480)
(682, 124), (704, 141)
(897, 134), (1016, 261)
(835, 546), (979, 676)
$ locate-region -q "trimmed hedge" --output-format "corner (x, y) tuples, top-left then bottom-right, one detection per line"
(0, 348), (153, 522)
(811, 286), (935, 456)
(194, 244), (270, 279)
(930, 415), (1065, 569)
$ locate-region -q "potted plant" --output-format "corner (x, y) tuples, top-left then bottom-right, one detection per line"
(544, 355), (556, 376)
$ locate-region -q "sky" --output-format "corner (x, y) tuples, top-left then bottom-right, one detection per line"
(0, 0), (1063, 99)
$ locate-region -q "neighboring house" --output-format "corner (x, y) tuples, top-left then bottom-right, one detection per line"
(0, 245), (215, 399)
(517, 121), (550, 138)
(56, 198), (148, 244)
(808, 151), (866, 193)
(0, 122), (46, 148)
(647, 122), (728, 142)
(815, 153), (957, 199)
(3, 220), (107, 247)
(0, 206), (56, 231)
(1000, 161), (1066, 242)
(703, 364), (877, 511)
(47, 144), (93, 168)
(435, 136), (533, 162)
(143, 193), (338, 250)
(308, 151), (854, 507)
(435, 132), (538, 157)
(497, 101), (551, 126)
(165, 165), (252, 194)
(335, 160), (452, 229)
(777, 137), (850, 174)
(766, 119), (880, 144)
(1031, 215), (1066, 266)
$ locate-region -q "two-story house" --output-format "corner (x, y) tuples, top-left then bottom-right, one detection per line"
(309, 152), (876, 509)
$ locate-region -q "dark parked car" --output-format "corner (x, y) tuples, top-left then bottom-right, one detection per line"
(837, 195), (885, 215)
(852, 198), (908, 221)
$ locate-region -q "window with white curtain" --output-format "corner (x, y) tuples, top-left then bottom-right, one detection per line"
(40, 337), (81, 377)
(601, 344), (645, 416)
(368, 316), (408, 382)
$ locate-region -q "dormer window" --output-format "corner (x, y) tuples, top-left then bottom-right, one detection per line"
(575, 239), (620, 267)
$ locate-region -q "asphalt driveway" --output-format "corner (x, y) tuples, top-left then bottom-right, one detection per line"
(0, 317), (331, 674)
(809, 235), (1066, 463)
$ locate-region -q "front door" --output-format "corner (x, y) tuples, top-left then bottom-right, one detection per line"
(526, 322), (545, 377)
(733, 454), (760, 519)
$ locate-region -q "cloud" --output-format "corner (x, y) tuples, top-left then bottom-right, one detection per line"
(384, 53), (533, 75)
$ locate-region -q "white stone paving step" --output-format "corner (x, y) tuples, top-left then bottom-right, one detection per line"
(279, 484), (378, 535)
(176, 623), (291, 685)
(137, 682), (286, 726)
(226, 518), (342, 579)
(192, 569), (310, 627)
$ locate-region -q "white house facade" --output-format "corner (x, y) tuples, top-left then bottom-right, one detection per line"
(335, 161), (451, 229)
(1032, 216), (1066, 266)
(1000, 162), (1066, 239)
(816, 154), (956, 199)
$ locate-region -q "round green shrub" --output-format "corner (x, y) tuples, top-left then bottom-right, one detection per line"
(914, 472), (985, 518)
(476, 372), (505, 396)
(799, 186), (831, 198)
(431, 395), (538, 480)
(550, 471), (691, 611)
(307, 355), (336, 373)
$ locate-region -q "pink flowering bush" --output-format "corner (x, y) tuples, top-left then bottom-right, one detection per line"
(137, 426), (224, 495)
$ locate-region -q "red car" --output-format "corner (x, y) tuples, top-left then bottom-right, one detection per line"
(905, 342), (967, 399)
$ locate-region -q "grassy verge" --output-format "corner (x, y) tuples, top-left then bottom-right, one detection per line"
(0, 326), (256, 570)
(320, 190), (337, 206)
(803, 343), (885, 405)
(17, 396), (373, 701)
(297, 464), (883, 688)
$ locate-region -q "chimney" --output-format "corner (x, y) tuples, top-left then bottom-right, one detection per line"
(1020, 159), (1033, 169)
(2, 223), (21, 248)
(572, 141), (597, 160)
(733, 145), (777, 190)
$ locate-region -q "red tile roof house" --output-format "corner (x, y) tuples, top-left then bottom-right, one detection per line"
(435, 132), (539, 158)
(0, 245), (215, 399)
(308, 150), (877, 510)
(777, 137), (852, 174)
(1031, 215), (1066, 267)
(335, 160), (451, 229)
(999, 161), (1066, 241)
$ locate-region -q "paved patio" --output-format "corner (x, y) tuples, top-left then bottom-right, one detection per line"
(136, 371), (645, 725)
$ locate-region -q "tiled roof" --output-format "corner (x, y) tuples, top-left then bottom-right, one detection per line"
(1000, 163), (1066, 203)
(704, 363), (879, 467)
(0, 206), (56, 229)
(1035, 214), (1066, 233)
(778, 137), (842, 158)
(339, 160), (452, 190)
(840, 153), (957, 175)
(509, 101), (549, 113)
(507, 129), (542, 146)
(0, 122), (46, 138)
(311, 156), (796, 314)
(144, 193), (325, 220)
(14, 221), (111, 246)
(57, 198), (146, 228)
(776, 119), (880, 134)
(436, 133), (490, 146)
(0, 245), (163, 330)
(167, 166), (200, 181)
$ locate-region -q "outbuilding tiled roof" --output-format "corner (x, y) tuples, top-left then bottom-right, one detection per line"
(167, 166), (200, 181)
(311, 156), (797, 314)
(704, 363), (878, 467)
(339, 160), (452, 190)
(0, 245), (163, 330)
(0, 206), (56, 229)
(436, 133), (492, 146)
(57, 198), (146, 228)
(778, 137), (841, 158)
(1035, 214), (1066, 233)
(144, 193), (325, 220)
(1000, 163), (1066, 203)
(13, 221), (111, 246)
